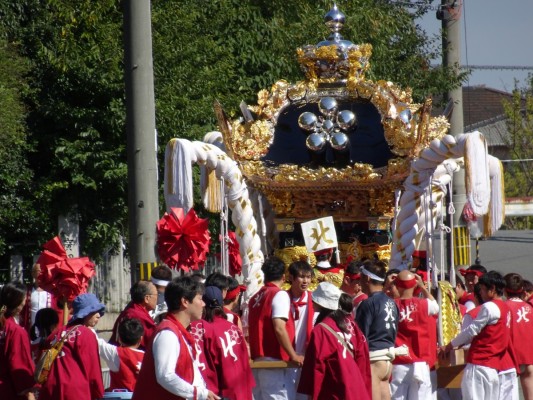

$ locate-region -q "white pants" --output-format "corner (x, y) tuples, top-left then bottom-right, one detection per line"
(390, 362), (433, 400)
(461, 364), (499, 400)
(252, 368), (296, 400)
(499, 368), (519, 400)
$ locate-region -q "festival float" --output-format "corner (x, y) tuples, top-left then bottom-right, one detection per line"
(162, 4), (505, 365)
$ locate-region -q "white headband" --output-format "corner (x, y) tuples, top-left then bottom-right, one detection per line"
(151, 277), (170, 287)
(360, 266), (385, 282)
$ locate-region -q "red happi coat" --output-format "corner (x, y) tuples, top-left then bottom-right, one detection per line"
(109, 347), (145, 392)
(0, 317), (36, 400)
(468, 299), (513, 370)
(298, 316), (371, 400)
(110, 302), (156, 348)
(506, 298), (533, 365)
(248, 283), (295, 361)
(393, 297), (437, 366)
(191, 317), (254, 400)
(132, 314), (196, 400)
(39, 325), (104, 400)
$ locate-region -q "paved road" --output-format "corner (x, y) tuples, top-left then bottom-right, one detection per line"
(433, 230), (533, 281)
(471, 229), (533, 279)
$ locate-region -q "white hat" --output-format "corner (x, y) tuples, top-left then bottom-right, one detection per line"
(312, 282), (341, 311)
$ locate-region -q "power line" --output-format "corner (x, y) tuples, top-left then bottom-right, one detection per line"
(462, 65), (533, 71)
(430, 64), (533, 71)
(381, 1), (444, 11)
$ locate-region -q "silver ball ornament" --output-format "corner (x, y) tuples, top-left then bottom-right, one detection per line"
(318, 97), (338, 117)
(298, 112), (318, 131)
(337, 110), (356, 130)
(306, 132), (326, 151)
(330, 132), (349, 151)
(322, 119), (335, 133)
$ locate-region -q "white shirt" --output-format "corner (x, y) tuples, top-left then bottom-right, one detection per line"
(30, 288), (52, 326)
(452, 301), (501, 348)
(291, 291), (310, 355)
(271, 290), (291, 320)
(427, 298), (440, 315)
(152, 329), (208, 400)
(464, 300), (476, 312)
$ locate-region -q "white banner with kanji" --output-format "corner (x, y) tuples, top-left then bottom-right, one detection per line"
(301, 216), (338, 253)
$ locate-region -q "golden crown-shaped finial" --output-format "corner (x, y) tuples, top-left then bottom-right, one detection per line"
(296, 4), (372, 85)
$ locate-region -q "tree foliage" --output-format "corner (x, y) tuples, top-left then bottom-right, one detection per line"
(502, 79), (533, 228)
(0, 0), (462, 260)
(0, 35), (44, 257)
(502, 81), (533, 196)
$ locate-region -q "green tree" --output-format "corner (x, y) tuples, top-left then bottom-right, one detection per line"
(0, 34), (50, 260)
(502, 79), (533, 228)
(0, 0), (464, 260)
(4, 1), (127, 258)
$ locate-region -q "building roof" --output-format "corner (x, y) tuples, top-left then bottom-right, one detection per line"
(467, 115), (508, 147)
(462, 86), (514, 128)
(433, 85), (517, 147)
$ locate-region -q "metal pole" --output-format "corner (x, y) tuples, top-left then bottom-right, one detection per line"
(440, 0), (470, 272)
(124, 0), (160, 283)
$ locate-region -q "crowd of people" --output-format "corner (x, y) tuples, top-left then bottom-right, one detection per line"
(2, 254), (533, 400)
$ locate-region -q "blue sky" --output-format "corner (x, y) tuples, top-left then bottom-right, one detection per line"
(418, 0), (533, 92)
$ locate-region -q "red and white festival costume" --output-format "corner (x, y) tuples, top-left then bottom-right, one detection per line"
(463, 303), (519, 399)
(191, 316), (254, 400)
(458, 292), (476, 312)
(39, 325), (104, 400)
(506, 298), (533, 366)
(110, 302), (156, 349)
(288, 290), (314, 400)
(0, 317), (36, 399)
(133, 313), (208, 400)
(391, 296), (439, 400)
(98, 338), (145, 392)
(451, 299), (514, 400)
(297, 316), (371, 400)
(248, 282), (295, 400)
(289, 290), (314, 355)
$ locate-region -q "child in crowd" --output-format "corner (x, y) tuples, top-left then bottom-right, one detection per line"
(99, 318), (145, 392)
(29, 307), (59, 361)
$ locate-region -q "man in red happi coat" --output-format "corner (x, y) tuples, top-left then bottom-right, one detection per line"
(458, 264), (487, 312)
(441, 270), (517, 400)
(248, 256), (302, 400)
(287, 261), (315, 400)
(340, 260), (368, 315)
(191, 286), (254, 399)
(390, 270), (439, 399)
(109, 280), (157, 348)
(505, 273), (533, 400)
(133, 277), (218, 400)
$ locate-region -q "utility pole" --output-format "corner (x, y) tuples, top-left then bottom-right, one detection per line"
(124, 0), (160, 283)
(439, 0), (470, 269)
